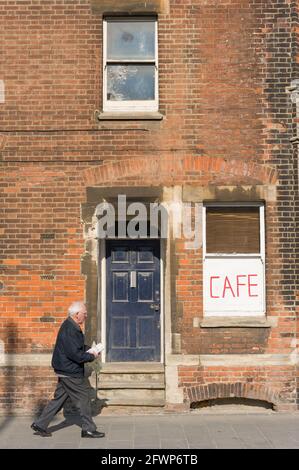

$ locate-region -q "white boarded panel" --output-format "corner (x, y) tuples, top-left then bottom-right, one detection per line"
(204, 258), (265, 316)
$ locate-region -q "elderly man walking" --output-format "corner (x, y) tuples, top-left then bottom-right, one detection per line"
(31, 301), (105, 438)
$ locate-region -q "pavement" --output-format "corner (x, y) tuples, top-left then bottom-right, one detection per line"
(1, 408), (299, 449)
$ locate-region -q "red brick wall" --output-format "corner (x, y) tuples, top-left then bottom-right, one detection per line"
(1, 163), (88, 353)
(0, 366), (56, 416)
(0, 0), (298, 413)
(0, 0), (266, 160)
(179, 364), (296, 412)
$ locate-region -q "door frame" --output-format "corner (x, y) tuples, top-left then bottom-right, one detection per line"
(99, 238), (164, 363)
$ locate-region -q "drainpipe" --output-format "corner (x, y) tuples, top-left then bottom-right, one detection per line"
(287, 79), (299, 144)
(286, 80), (299, 187)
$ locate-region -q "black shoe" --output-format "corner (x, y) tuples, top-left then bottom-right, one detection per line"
(81, 430), (105, 438)
(31, 422), (52, 437)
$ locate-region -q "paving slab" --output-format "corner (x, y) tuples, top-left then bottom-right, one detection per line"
(160, 439), (189, 449)
(0, 413), (299, 449)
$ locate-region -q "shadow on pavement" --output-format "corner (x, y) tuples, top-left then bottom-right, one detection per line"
(48, 416), (82, 433)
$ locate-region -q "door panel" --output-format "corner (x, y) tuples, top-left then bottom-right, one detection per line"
(112, 272), (129, 302)
(106, 240), (160, 362)
(111, 316), (130, 348)
(137, 272), (154, 301)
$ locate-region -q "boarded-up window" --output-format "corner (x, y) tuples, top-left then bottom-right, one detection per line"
(203, 204), (265, 316)
(206, 207), (260, 254)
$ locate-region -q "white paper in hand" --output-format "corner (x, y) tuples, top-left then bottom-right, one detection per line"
(87, 341), (104, 354)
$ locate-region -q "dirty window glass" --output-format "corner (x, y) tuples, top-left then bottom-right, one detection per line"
(107, 65), (155, 101)
(107, 21), (155, 61)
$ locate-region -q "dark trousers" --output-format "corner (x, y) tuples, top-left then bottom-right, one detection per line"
(35, 376), (96, 432)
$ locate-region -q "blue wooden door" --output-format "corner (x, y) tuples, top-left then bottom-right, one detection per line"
(106, 240), (161, 362)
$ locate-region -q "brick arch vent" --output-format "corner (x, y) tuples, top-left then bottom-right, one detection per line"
(185, 382), (280, 409)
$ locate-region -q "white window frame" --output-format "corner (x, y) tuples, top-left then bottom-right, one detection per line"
(103, 16), (159, 113)
(202, 202), (266, 317)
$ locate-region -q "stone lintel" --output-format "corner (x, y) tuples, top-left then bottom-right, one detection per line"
(0, 354), (52, 367)
(166, 353), (296, 367)
(182, 184), (277, 203)
(90, 0), (169, 15)
(200, 316), (278, 328)
(81, 187), (163, 224)
(0, 353), (296, 368)
(96, 112), (163, 121)
(87, 186), (163, 203)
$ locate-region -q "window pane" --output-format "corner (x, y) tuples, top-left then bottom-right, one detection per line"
(206, 207), (260, 254)
(107, 20), (155, 61)
(107, 65), (155, 101)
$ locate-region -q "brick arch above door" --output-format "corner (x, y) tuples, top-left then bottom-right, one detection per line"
(82, 156), (277, 187)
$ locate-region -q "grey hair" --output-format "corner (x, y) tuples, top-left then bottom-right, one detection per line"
(68, 301), (85, 317)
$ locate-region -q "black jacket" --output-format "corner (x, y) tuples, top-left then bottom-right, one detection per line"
(51, 317), (94, 377)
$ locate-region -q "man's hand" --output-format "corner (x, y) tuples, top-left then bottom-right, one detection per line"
(91, 351), (99, 358)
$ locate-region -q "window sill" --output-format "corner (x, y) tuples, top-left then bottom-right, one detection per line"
(96, 111), (164, 121)
(200, 316), (276, 328)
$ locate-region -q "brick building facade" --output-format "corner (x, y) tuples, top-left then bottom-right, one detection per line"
(0, 0), (298, 414)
